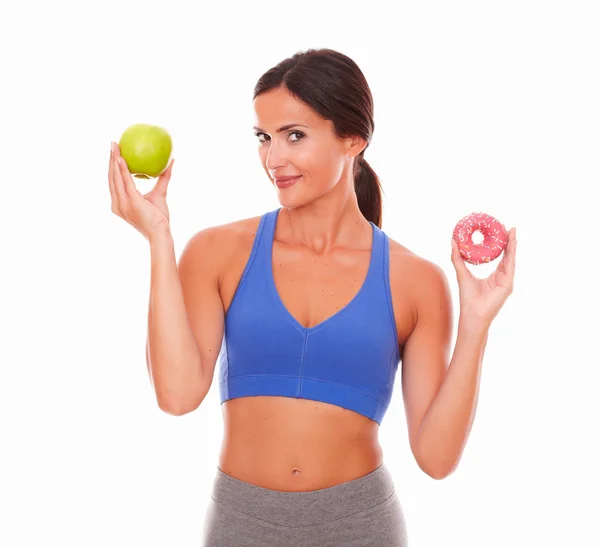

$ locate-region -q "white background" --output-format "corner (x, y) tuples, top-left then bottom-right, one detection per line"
(1, 0), (598, 545)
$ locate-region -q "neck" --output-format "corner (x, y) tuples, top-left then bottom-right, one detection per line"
(279, 179), (370, 255)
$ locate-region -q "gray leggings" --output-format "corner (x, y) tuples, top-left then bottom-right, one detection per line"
(202, 462), (408, 546)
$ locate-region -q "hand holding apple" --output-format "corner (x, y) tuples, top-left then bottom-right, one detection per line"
(108, 139), (175, 241)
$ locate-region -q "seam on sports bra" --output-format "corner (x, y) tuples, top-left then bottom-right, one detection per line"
(297, 332), (309, 396)
(227, 373), (388, 404)
(224, 213), (268, 321)
(382, 232), (400, 363)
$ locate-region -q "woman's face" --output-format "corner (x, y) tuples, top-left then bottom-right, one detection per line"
(253, 87), (358, 208)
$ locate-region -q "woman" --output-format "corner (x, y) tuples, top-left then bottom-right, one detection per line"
(108, 48), (516, 546)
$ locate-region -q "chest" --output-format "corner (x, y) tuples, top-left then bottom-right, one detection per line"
(221, 232), (416, 346)
(270, 240), (371, 329)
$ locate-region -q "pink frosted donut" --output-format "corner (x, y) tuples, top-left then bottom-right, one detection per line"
(452, 212), (508, 265)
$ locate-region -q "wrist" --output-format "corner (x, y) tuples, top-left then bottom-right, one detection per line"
(148, 226), (174, 248)
(458, 314), (490, 337)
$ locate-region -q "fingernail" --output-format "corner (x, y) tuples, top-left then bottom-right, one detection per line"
(111, 142), (114, 154)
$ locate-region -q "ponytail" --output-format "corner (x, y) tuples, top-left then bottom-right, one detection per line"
(354, 154), (383, 228)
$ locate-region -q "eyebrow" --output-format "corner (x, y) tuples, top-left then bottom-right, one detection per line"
(252, 123), (308, 132)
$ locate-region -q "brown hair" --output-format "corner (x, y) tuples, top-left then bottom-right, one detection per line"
(253, 48), (383, 228)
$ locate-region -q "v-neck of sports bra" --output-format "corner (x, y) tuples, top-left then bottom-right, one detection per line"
(266, 208), (377, 333)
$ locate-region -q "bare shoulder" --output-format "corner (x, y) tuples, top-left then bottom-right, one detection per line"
(387, 236), (451, 339)
(178, 214), (263, 277)
(388, 237), (447, 286)
(183, 214), (262, 249)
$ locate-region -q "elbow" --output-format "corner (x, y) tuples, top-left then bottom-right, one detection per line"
(427, 469), (451, 481)
(150, 362), (208, 416)
(413, 440), (459, 480)
(157, 388), (206, 416)
(158, 397), (201, 416)
(419, 462), (451, 480)
(159, 402), (190, 416)
(415, 454), (455, 481)
(426, 462), (458, 481)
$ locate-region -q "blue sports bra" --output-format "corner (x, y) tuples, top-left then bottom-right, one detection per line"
(217, 208), (401, 425)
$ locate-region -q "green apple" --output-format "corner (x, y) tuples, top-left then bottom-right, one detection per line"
(118, 123), (173, 179)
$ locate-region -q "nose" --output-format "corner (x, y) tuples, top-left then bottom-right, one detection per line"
(264, 139), (286, 172)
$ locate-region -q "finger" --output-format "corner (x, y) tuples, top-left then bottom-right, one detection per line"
(451, 238), (473, 284)
(507, 228), (517, 275)
(498, 228), (515, 283)
(113, 146), (138, 199)
(113, 158), (148, 231)
(112, 144), (127, 209)
(117, 156), (142, 202)
(113, 156), (132, 214)
(108, 143), (119, 213)
(152, 158), (174, 196)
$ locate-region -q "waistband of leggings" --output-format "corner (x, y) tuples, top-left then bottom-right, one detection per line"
(209, 462), (395, 528)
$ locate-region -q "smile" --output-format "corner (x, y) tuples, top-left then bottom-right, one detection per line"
(275, 176), (302, 189)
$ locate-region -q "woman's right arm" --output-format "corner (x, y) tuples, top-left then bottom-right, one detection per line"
(146, 226), (225, 415)
(108, 142), (224, 415)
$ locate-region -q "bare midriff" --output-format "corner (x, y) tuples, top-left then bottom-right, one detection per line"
(217, 395), (383, 492)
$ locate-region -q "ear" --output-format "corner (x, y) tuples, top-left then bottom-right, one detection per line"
(345, 134), (368, 159)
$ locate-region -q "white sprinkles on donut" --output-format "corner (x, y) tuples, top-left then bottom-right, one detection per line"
(452, 212), (508, 265)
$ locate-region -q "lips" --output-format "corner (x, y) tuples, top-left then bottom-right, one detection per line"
(275, 176), (301, 189)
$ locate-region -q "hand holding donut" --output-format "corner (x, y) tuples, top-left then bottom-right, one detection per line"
(450, 212), (517, 328)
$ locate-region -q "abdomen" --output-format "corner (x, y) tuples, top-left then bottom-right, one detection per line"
(218, 396), (384, 491)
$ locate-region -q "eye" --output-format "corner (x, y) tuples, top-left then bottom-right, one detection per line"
(254, 131), (305, 144)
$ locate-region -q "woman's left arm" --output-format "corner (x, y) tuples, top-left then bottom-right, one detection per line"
(404, 228), (517, 480)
